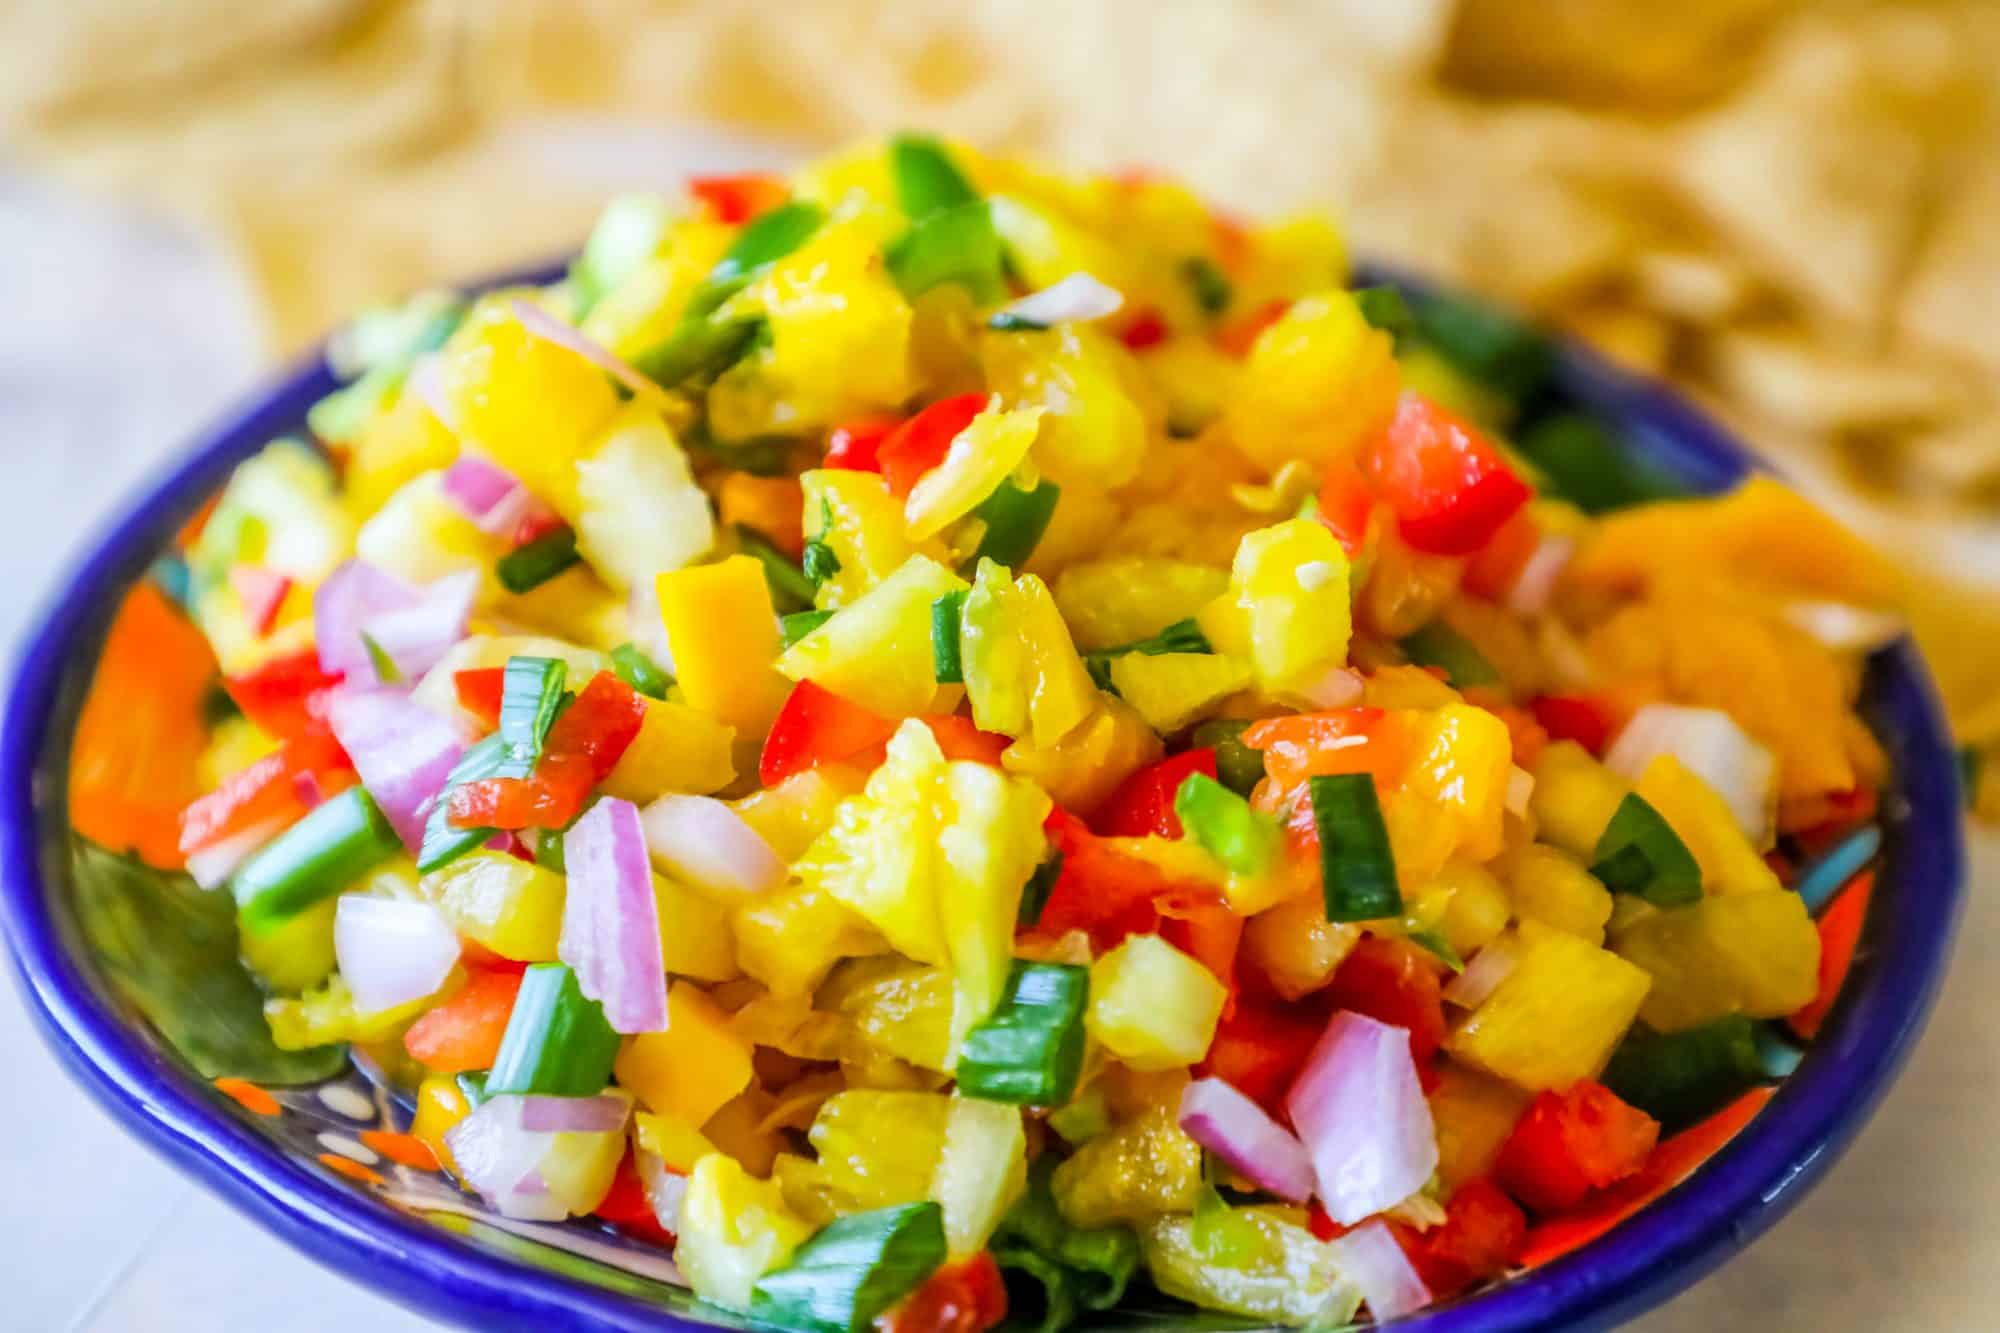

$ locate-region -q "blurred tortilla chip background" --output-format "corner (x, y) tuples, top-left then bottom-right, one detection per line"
(3, 0), (1996, 752)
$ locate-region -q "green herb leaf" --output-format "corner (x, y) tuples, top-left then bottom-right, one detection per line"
(1308, 773), (1401, 922)
(496, 526), (582, 594)
(1590, 793), (1703, 905)
(750, 1203), (948, 1333)
(485, 962), (622, 1097)
(1174, 772), (1282, 877)
(609, 642), (672, 700)
(802, 539), (842, 587)
(1189, 718), (1266, 797)
(1410, 289), (1554, 402)
(1399, 620), (1500, 688)
(782, 609), (836, 647)
(968, 478), (1061, 571)
(931, 590), (968, 684)
(231, 787), (402, 932)
(1181, 257), (1233, 317)
(71, 838), (347, 1084)
(957, 961), (1089, 1106)
(1515, 413), (1683, 515)
(1016, 851), (1064, 930)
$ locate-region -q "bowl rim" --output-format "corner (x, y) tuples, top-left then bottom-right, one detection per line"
(0, 261), (1966, 1333)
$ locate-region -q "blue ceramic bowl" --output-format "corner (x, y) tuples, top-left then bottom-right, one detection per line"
(0, 262), (1966, 1332)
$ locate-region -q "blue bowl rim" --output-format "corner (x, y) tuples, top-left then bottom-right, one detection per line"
(0, 259), (1966, 1332)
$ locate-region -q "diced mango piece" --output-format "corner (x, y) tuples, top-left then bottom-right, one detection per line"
(1054, 559), (1231, 652)
(937, 760), (1054, 1050)
(778, 555), (968, 718)
(932, 1096), (1029, 1254)
(655, 873), (739, 981)
(635, 1110), (717, 1174)
(802, 469), (930, 609)
(1109, 652), (1252, 734)
(601, 696), (737, 802)
(1635, 754), (1782, 896)
(1087, 935), (1228, 1071)
(1530, 741), (1629, 861)
(1428, 1065), (1533, 1192)
(615, 983), (754, 1126)
(657, 556), (790, 736)
(1199, 520), (1351, 700)
(1052, 1103), (1203, 1228)
(1447, 921), (1652, 1092)
(1499, 843), (1613, 945)
(421, 850), (565, 961)
(1400, 703), (1515, 870)
(344, 386), (459, 520)
(676, 1153), (814, 1311)
(961, 558), (1101, 747)
(1001, 696), (1163, 814)
(1612, 891), (1820, 1032)
(732, 882), (888, 997)
(906, 401), (1043, 541)
(1223, 291), (1398, 470)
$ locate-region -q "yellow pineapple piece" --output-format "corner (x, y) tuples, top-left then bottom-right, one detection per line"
(1087, 935), (1227, 1071)
(1447, 921), (1652, 1092)
(1612, 891), (1820, 1032)
(1223, 291), (1398, 471)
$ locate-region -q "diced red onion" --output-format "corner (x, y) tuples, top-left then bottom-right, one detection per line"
(316, 560), (421, 679)
(639, 795), (785, 898)
(510, 297), (665, 402)
(994, 272), (1124, 327)
(518, 1092), (633, 1134)
(1285, 1012), (1439, 1226)
(334, 894), (461, 1016)
(1178, 1077), (1315, 1202)
(561, 798), (670, 1034)
(406, 353), (458, 434)
(635, 1149), (688, 1235)
(440, 456), (519, 519)
(185, 815), (288, 891)
(1324, 1220), (1432, 1321)
(1293, 664), (1364, 710)
(1505, 535), (1574, 616)
(445, 1096), (567, 1222)
(1505, 764), (1535, 819)
(325, 687), (471, 850)
(1444, 935), (1520, 1009)
(1604, 703), (1775, 843)
(359, 569), (480, 684)
(1780, 600), (1905, 652)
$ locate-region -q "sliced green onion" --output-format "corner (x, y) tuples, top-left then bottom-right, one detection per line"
(1352, 285), (1416, 348)
(1016, 851), (1064, 929)
(1083, 618), (1212, 692)
(1406, 925), (1464, 973)
(1411, 289), (1554, 402)
(307, 364), (402, 445)
(736, 526), (816, 612)
(969, 479), (1061, 570)
(1590, 793), (1702, 906)
(782, 609), (836, 647)
(957, 961), (1089, 1106)
(1189, 719), (1266, 797)
(1308, 773), (1401, 922)
(888, 201), (1008, 304)
(931, 591), (967, 684)
(1600, 1016), (1764, 1133)
(628, 316), (763, 390)
(417, 733), (509, 873)
(700, 201), (828, 307)
(360, 632), (404, 684)
(499, 656), (568, 769)
(990, 1157), (1140, 1333)
(496, 526), (581, 594)
(609, 642), (671, 700)
(1181, 257), (1233, 317)
(1173, 772), (1281, 877)
(750, 1202), (947, 1333)
(890, 134), (980, 219)
(232, 787), (401, 931)
(1516, 413), (1682, 515)
(1399, 620), (1501, 688)
(484, 962), (622, 1097)
(682, 422), (794, 477)
(569, 194), (672, 317)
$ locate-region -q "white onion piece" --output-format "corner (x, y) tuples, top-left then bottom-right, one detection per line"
(1605, 703), (1775, 843)
(1505, 765), (1535, 819)
(334, 894), (460, 1016)
(1178, 1077), (1315, 1202)
(1286, 1012), (1439, 1226)
(519, 1093), (633, 1135)
(1505, 535), (1574, 616)
(1781, 600), (1904, 652)
(636, 1148), (690, 1234)
(325, 687), (470, 850)
(640, 795), (785, 898)
(560, 798), (670, 1034)
(1325, 1220), (1432, 1321)
(993, 272), (1124, 328)
(510, 297), (666, 402)
(1293, 665), (1365, 710)
(445, 1096), (567, 1222)
(1444, 936), (1520, 1009)
(185, 815), (288, 891)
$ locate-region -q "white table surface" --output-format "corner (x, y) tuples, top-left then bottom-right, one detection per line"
(3, 164), (1994, 1333)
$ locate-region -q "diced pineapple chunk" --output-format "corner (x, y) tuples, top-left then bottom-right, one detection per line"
(797, 720), (949, 964)
(931, 1096), (1028, 1254)
(801, 469), (931, 609)
(1612, 891), (1820, 1032)
(1001, 696), (1163, 814)
(239, 895), (337, 994)
(1108, 652), (1251, 734)
(1427, 1065), (1533, 1191)
(961, 558), (1101, 747)
(1198, 520), (1351, 699)
(655, 872), (739, 981)
(1242, 892), (1360, 1000)
(657, 556), (791, 736)
(540, 1120), (628, 1216)
(1447, 921), (1652, 1092)
(572, 402), (715, 592)
(601, 696), (737, 802)
(731, 765), (868, 862)
(906, 401), (1043, 540)
(732, 882), (888, 997)
(635, 1110), (716, 1174)
(1054, 559), (1231, 652)
(410, 1074), (472, 1174)
(1051, 1103), (1203, 1228)
(1499, 843), (1613, 944)
(420, 850), (565, 961)
(981, 324), (1152, 489)
(615, 982), (754, 1126)
(677, 1153), (814, 1311)
(821, 956), (956, 1071)
(1087, 935), (1228, 1071)
(1410, 860), (1512, 959)
(344, 386), (458, 520)
(355, 471), (503, 593)
(778, 555), (968, 717)
(803, 1090), (952, 1215)
(1529, 741), (1630, 861)
(1223, 290), (1398, 470)
(937, 760), (1053, 1051)
(1635, 754), (1782, 896)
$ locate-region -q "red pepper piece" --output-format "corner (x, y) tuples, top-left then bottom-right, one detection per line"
(919, 715), (1011, 767)
(1531, 694), (1619, 757)
(1361, 394), (1532, 557)
(1119, 307), (1168, 350)
(1315, 459), (1378, 558)
(1322, 935), (1447, 1064)
(454, 668), (507, 729)
(1789, 870), (1874, 1040)
(1090, 748), (1219, 839)
(1399, 1178), (1528, 1299)
(1215, 300), (1289, 358)
(545, 671), (649, 781)
(879, 1252), (1007, 1333)
(595, 1150), (677, 1247)
(1199, 998), (1329, 1114)
(877, 395), (986, 498)
(760, 680), (899, 787)
(447, 751), (598, 831)
(223, 648), (345, 742)
(824, 416), (900, 473)
(403, 969), (525, 1073)
(178, 729), (354, 857)
(689, 173), (789, 225)
(1495, 1080), (1660, 1215)
(1156, 887), (1242, 993)
(1461, 509), (1540, 601)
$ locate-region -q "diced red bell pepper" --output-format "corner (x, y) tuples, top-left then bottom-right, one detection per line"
(1199, 998), (1330, 1114)
(1530, 694), (1619, 757)
(1361, 394), (1532, 557)
(1215, 300), (1289, 358)
(595, 1150), (677, 1247)
(824, 416), (899, 473)
(1461, 509), (1540, 602)
(545, 671), (649, 781)
(223, 648), (345, 742)
(1398, 1179), (1528, 1299)
(1323, 934), (1447, 1064)
(1315, 459), (1378, 558)
(1789, 871), (1873, 1040)
(920, 715), (1011, 766)
(1495, 1080), (1660, 1215)
(403, 969), (524, 1072)
(1119, 307), (1169, 351)
(760, 681), (899, 787)
(881, 1251), (1008, 1333)
(1306, 1201), (1345, 1242)
(178, 729), (354, 857)
(877, 394), (986, 498)
(1032, 809), (1172, 949)
(228, 566), (293, 637)
(455, 668), (506, 729)
(1090, 748), (1218, 839)
(447, 751), (598, 832)
(689, 172), (789, 225)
